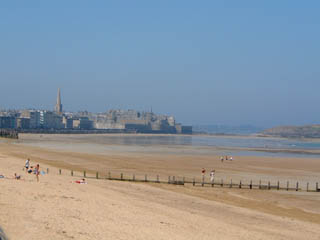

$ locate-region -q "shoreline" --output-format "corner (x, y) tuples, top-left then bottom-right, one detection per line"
(11, 133), (320, 157)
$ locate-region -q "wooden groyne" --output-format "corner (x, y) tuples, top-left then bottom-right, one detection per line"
(55, 168), (320, 192)
(0, 129), (18, 139)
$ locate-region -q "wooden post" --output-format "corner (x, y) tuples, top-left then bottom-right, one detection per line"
(173, 176), (175, 183)
(182, 177), (185, 185)
(307, 182), (309, 192)
(168, 176), (171, 184)
(259, 180), (261, 189)
(268, 181), (270, 190)
(202, 176), (204, 187)
(84, 171), (86, 178)
(47, 168), (49, 174)
(239, 180), (242, 189)
(296, 182), (299, 191)
(221, 179), (223, 187)
(121, 173), (123, 180)
(250, 180), (252, 189)
(59, 169), (61, 175)
(96, 172), (99, 179)
(316, 182), (319, 191)
(277, 181), (280, 190)
(133, 174), (135, 181)
(145, 174), (147, 182)
(108, 172), (111, 179)
(287, 181), (289, 191)
(193, 177), (195, 186)
(157, 175), (159, 183)
(230, 179), (232, 188)
(212, 178), (214, 187)
(71, 170), (73, 176)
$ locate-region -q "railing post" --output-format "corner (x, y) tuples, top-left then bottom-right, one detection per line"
(71, 170), (73, 176)
(84, 171), (86, 178)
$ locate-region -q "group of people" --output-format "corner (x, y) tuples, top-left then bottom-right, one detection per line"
(201, 168), (215, 182)
(220, 155), (233, 162)
(24, 158), (40, 182)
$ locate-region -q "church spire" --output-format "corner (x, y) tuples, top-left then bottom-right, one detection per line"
(55, 88), (63, 114)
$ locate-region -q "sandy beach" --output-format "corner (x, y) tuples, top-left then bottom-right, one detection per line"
(1, 134), (320, 239)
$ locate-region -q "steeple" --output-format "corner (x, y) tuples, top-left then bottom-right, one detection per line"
(55, 88), (63, 114)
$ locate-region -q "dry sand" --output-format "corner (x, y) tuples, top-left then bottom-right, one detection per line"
(0, 135), (320, 239)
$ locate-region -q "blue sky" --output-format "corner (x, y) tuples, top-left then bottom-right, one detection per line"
(0, 1), (319, 127)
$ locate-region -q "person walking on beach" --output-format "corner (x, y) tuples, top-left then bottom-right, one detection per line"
(201, 168), (206, 176)
(210, 170), (215, 183)
(25, 158), (30, 172)
(35, 164), (40, 182)
(220, 156), (224, 163)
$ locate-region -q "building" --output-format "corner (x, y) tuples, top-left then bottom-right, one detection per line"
(16, 118), (30, 129)
(72, 117), (93, 130)
(63, 116), (73, 129)
(39, 111), (63, 129)
(20, 110), (40, 129)
(0, 116), (16, 129)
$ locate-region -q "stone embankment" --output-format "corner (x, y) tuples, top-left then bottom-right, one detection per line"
(0, 129), (18, 139)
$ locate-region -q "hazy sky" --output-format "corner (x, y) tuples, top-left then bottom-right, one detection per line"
(1, 1), (319, 127)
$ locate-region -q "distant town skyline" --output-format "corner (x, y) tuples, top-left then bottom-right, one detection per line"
(1, 1), (320, 128)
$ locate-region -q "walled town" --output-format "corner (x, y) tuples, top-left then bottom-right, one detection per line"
(0, 89), (192, 134)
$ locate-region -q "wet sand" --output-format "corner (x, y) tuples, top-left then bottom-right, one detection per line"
(0, 134), (320, 239)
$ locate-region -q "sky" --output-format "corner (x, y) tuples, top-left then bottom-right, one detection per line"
(0, 1), (319, 127)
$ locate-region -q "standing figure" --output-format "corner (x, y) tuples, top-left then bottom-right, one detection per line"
(220, 156), (224, 163)
(210, 170), (215, 182)
(25, 158), (30, 172)
(225, 155), (228, 161)
(35, 164), (40, 182)
(201, 168), (206, 176)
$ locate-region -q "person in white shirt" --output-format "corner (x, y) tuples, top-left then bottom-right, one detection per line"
(25, 158), (30, 172)
(210, 170), (215, 182)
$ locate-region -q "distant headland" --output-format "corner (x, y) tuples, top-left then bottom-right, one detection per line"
(262, 125), (320, 139)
